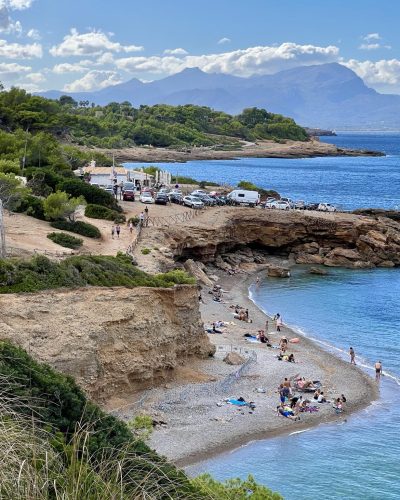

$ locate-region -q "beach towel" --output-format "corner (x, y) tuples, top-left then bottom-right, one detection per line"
(227, 398), (248, 406)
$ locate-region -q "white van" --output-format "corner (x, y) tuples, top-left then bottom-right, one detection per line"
(227, 189), (260, 207)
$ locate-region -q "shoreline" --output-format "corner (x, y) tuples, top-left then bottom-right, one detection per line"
(82, 139), (384, 164)
(134, 266), (380, 467)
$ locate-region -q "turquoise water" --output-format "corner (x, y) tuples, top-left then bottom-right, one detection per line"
(125, 132), (400, 210)
(187, 267), (400, 499)
(178, 134), (400, 498)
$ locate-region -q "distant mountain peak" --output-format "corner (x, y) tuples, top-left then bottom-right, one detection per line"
(37, 63), (400, 129)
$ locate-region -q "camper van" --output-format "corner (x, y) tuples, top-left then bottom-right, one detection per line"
(227, 189), (260, 207)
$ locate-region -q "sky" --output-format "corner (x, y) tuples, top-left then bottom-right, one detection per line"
(1, 0), (400, 94)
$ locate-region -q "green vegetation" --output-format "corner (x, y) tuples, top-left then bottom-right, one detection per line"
(193, 474), (282, 499)
(15, 193), (45, 219)
(0, 341), (280, 498)
(85, 203), (126, 223)
(50, 219), (101, 238)
(0, 87), (308, 156)
(43, 190), (85, 221)
(141, 248), (151, 255)
(47, 232), (83, 249)
(0, 254), (195, 293)
(58, 179), (120, 211)
(128, 415), (154, 440)
(237, 180), (279, 199)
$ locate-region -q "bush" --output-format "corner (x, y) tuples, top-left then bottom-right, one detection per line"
(127, 216), (140, 226)
(47, 232), (83, 249)
(15, 194), (45, 220)
(0, 342), (200, 499)
(85, 203), (126, 223)
(141, 248), (151, 255)
(0, 255), (196, 293)
(50, 219), (101, 238)
(43, 190), (85, 221)
(58, 179), (121, 211)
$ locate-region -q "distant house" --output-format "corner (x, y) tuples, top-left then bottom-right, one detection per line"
(83, 161), (155, 189)
(83, 165), (128, 187)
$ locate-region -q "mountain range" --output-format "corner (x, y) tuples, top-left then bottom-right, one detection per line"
(39, 63), (400, 129)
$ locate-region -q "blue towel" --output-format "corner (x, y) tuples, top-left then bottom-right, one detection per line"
(228, 399), (248, 406)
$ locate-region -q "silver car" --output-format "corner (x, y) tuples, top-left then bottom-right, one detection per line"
(183, 195), (204, 209)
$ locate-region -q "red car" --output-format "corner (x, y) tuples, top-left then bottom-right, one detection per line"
(122, 182), (136, 201)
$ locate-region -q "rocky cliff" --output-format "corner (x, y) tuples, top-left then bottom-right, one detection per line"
(138, 208), (400, 270)
(0, 285), (213, 401)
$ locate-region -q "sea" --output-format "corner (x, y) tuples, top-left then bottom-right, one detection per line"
(125, 133), (400, 499)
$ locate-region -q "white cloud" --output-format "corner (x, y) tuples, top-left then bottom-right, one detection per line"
(26, 71), (44, 82)
(218, 37), (231, 45)
(0, 0), (34, 33)
(359, 43), (380, 51)
(50, 29), (144, 57)
(63, 70), (122, 92)
(96, 51), (114, 65)
(363, 33), (381, 42)
(344, 58), (400, 88)
(18, 81), (41, 92)
(0, 38), (42, 58)
(27, 28), (40, 39)
(52, 61), (92, 74)
(116, 42), (339, 77)
(0, 60), (30, 75)
(163, 47), (188, 56)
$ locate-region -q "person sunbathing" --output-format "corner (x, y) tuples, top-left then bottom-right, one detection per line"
(296, 377), (316, 390)
(277, 404), (300, 421)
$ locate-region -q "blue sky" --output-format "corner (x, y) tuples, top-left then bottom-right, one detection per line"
(1, 0), (400, 93)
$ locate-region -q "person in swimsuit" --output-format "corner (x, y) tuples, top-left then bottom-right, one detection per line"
(349, 347), (356, 365)
(375, 360), (383, 381)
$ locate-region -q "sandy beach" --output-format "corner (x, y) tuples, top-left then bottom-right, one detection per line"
(110, 265), (379, 467)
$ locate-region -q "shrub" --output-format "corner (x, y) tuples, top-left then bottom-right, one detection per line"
(237, 180), (279, 199)
(43, 190), (85, 221)
(127, 216), (140, 226)
(0, 159), (20, 175)
(47, 232), (83, 249)
(141, 248), (151, 255)
(58, 179), (121, 211)
(0, 255), (196, 293)
(15, 194), (45, 220)
(85, 203), (126, 223)
(50, 219), (101, 238)
(128, 415), (154, 440)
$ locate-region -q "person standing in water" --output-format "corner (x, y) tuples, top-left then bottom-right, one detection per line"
(274, 313), (282, 332)
(349, 347), (356, 365)
(375, 360), (383, 381)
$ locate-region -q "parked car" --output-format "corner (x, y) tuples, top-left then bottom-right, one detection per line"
(183, 195), (204, 209)
(227, 189), (260, 207)
(122, 182), (136, 201)
(104, 184), (114, 195)
(280, 197), (294, 207)
(318, 203), (337, 212)
(169, 192), (184, 204)
(140, 192), (154, 204)
(294, 200), (306, 210)
(192, 194), (216, 206)
(305, 203), (319, 211)
(214, 196), (227, 206)
(262, 197), (277, 208)
(191, 189), (208, 197)
(155, 193), (169, 205)
(158, 188), (169, 194)
(141, 186), (155, 196)
(269, 200), (291, 210)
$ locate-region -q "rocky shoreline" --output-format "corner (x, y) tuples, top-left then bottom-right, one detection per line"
(83, 138), (384, 164)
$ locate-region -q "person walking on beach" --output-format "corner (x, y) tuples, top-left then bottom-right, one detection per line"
(139, 212), (144, 225)
(115, 224), (121, 239)
(349, 346), (356, 365)
(129, 221), (133, 234)
(274, 313), (282, 332)
(265, 319), (269, 333)
(111, 225), (115, 239)
(375, 360), (383, 381)
(256, 276), (260, 285)
(144, 206), (149, 226)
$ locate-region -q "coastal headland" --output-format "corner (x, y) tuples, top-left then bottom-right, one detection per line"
(3, 207), (398, 466)
(85, 138), (384, 163)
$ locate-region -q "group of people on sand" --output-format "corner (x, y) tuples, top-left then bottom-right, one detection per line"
(349, 347), (383, 382)
(210, 284), (224, 302)
(231, 304), (252, 323)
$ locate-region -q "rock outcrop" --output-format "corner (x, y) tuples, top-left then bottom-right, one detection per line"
(137, 208), (400, 270)
(0, 285), (214, 402)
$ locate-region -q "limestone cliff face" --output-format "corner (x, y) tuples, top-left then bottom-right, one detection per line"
(139, 208), (400, 270)
(0, 285), (213, 401)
